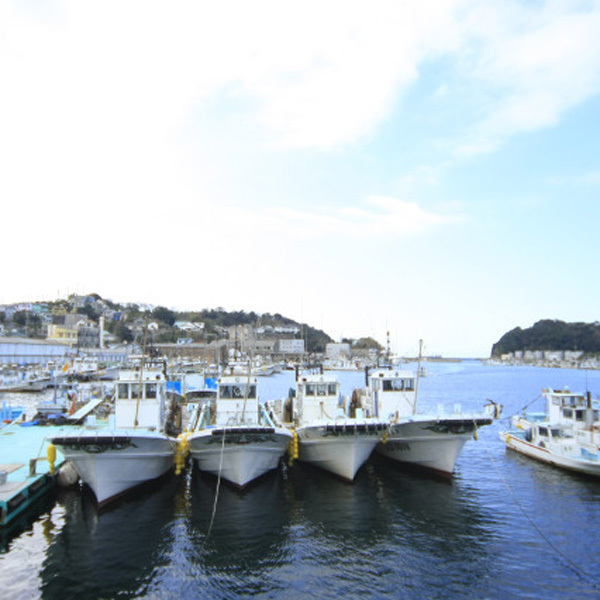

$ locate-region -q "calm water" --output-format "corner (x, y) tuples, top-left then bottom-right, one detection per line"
(2, 362), (600, 599)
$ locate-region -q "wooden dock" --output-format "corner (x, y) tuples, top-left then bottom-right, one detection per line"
(0, 423), (65, 527)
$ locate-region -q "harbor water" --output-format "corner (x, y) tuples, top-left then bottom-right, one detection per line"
(2, 362), (600, 599)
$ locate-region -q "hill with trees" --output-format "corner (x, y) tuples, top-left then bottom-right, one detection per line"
(0, 294), (334, 353)
(491, 319), (600, 357)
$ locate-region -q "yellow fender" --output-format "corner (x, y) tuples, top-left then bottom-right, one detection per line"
(47, 443), (57, 474)
(175, 432), (191, 475)
(288, 430), (299, 465)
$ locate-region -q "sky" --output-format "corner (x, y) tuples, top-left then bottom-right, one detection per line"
(1, 0), (600, 358)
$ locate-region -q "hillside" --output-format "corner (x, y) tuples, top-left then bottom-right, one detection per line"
(491, 319), (600, 357)
(0, 294), (334, 353)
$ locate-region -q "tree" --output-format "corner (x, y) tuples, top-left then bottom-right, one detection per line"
(152, 306), (176, 327)
(115, 323), (134, 343)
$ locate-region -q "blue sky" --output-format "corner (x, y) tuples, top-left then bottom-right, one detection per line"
(1, 0), (599, 357)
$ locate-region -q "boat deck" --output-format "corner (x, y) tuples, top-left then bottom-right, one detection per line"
(0, 423), (66, 527)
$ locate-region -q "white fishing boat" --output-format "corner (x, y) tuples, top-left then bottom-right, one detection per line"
(290, 372), (387, 481)
(49, 359), (179, 506)
(500, 423), (600, 477)
(359, 367), (499, 477)
(500, 386), (600, 476)
(187, 375), (292, 487)
(513, 387), (600, 450)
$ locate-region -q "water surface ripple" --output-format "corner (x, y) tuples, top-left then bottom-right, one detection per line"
(1, 363), (600, 599)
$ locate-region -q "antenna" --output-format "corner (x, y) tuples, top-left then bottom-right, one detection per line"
(414, 339), (423, 415)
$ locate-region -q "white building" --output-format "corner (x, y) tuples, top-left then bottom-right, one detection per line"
(276, 339), (305, 355)
(325, 343), (351, 359)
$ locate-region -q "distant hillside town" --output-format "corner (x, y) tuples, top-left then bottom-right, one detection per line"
(490, 319), (600, 369)
(0, 293), (384, 368)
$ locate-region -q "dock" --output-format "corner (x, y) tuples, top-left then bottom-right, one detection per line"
(0, 422), (65, 527)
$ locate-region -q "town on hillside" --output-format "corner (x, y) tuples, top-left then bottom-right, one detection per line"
(0, 294), (385, 370)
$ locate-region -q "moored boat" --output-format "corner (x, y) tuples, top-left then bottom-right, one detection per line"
(500, 386), (600, 476)
(500, 423), (600, 477)
(49, 358), (180, 506)
(187, 375), (292, 487)
(359, 367), (498, 477)
(289, 372), (387, 481)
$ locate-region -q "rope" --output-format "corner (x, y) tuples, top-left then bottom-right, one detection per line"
(493, 393), (543, 424)
(206, 426), (226, 538)
(483, 435), (600, 588)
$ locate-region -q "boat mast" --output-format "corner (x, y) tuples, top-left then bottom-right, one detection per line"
(133, 315), (149, 428)
(414, 339), (423, 415)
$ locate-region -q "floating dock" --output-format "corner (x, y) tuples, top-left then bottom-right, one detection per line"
(0, 422), (65, 527)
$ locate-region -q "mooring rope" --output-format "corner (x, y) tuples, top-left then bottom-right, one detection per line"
(206, 426), (227, 538)
(483, 435), (600, 589)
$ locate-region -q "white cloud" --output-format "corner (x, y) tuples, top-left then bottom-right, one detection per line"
(455, 1), (600, 155)
(547, 170), (600, 186)
(263, 196), (463, 238)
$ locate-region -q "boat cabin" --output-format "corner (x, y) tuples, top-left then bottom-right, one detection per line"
(114, 363), (167, 429)
(367, 369), (416, 420)
(543, 388), (599, 428)
(295, 374), (342, 423)
(215, 375), (259, 426)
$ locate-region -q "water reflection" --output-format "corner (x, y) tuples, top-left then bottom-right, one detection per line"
(40, 476), (180, 600)
(188, 469), (290, 598)
(281, 458), (498, 600)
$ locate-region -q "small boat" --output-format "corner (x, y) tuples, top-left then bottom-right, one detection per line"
(510, 387), (600, 445)
(500, 423), (600, 477)
(1, 400), (24, 427)
(187, 375), (292, 487)
(500, 387), (600, 476)
(359, 366), (499, 477)
(49, 358), (180, 506)
(289, 372), (387, 481)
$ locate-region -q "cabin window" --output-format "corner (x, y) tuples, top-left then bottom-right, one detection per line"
(306, 384), (315, 396)
(562, 408), (573, 419)
(575, 410), (585, 422)
(383, 378), (413, 391)
(594, 410), (599, 422)
(538, 426), (549, 437)
(328, 384), (337, 396)
(118, 383), (129, 399)
(383, 379), (399, 391)
(146, 383), (157, 399)
(550, 429), (561, 438)
(316, 384), (327, 396)
(220, 384), (256, 399)
(131, 383), (141, 399)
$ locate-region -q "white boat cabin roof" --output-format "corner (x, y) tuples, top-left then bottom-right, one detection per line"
(297, 373), (339, 385)
(542, 387), (589, 407)
(118, 367), (166, 383)
(369, 368), (414, 379)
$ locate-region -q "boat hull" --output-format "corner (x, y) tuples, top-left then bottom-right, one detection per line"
(297, 421), (385, 481)
(189, 426), (292, 487)
(50, 431), (177, 505)
(376, 417), (491, 476)
(500, 431), (600, 477)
